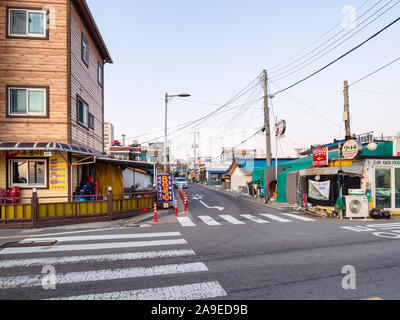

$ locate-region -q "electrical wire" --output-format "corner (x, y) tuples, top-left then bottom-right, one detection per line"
(269, 0), (380, 74)
(271, 0), (400, 81)
(271, 15), (400, 96)
(348, 56), (400, 87)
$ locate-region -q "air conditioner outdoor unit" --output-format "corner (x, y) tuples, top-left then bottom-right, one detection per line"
(345, 195), (369, 218)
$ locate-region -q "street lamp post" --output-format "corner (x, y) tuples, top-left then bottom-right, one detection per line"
(164, 92), (191, 173)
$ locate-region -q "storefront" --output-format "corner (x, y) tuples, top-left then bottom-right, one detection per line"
(0, 142), (154, 203)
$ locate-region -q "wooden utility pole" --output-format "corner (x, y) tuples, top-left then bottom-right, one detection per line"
(263, 70), (272, 167)
(343, 80), (351, 141)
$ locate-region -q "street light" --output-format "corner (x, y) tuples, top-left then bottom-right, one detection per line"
(164, 92), (191, 173)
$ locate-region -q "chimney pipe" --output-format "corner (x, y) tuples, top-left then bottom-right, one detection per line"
(122, 134), (126, 146)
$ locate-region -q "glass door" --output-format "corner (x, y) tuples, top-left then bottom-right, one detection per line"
(395, 168), (400, 209)
(375, 168), (391, 209)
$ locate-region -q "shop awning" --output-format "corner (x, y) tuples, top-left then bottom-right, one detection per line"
(299, 165), (364, 177)
(95, 157), (156, 170)
(0, 142), (103, 157)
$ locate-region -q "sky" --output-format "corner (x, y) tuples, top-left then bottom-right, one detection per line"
(86, 0), (400, 161)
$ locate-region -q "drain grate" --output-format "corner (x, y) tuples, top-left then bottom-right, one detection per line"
(1, 240), (57, 248)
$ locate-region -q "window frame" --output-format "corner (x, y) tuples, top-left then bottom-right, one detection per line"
(8, 158), (48, 189)
(77, 96), (89, 129)
(7, 7), (48, 39)
(7, 86), (48, 118)
(98, 61), (103, 87)
(89, 113), (95, 129)
(81, 32), (89, 67)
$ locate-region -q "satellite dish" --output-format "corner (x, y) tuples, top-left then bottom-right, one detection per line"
(367, 142), (377, 151)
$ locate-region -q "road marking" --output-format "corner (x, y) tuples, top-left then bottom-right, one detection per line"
(177, 217), (196, 227)
(22, 227), (121, 238)
(0, 249), (196, 268)
(49, 281), (227, 300)
(0, 239), (188, 255)
(260, 214), (292, 223)
(240, 215), (270, 224)
(199, 200), (224, 212)
(198, 216), (221, 226)
(24, 232), (182, 243)
(219, 215), (245, 225)
(281, 214), (315, 222)
(365, 297), (383, 300)
(0, 262), (209, 289)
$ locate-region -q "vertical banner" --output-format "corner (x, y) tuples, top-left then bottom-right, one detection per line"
(157, 174), (173, 203)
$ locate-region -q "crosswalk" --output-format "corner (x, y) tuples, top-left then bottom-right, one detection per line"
(177, 212), (315, 227)
(0, 231), (227, 300)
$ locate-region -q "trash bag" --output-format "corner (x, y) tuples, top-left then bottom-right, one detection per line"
(370, 208), (384, 219)
(383, 210), (392, 220)
(334, 196), (346, 212)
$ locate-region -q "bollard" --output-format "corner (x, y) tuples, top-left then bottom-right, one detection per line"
(184, 193), (188, 212)
(175, 199), (178, 216)
(153, 202), (158, 223)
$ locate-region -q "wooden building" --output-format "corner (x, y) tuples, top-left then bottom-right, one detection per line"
(0, 0), (113, 200)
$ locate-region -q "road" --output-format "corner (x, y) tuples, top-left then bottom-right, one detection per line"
(1, 182), (400, 300)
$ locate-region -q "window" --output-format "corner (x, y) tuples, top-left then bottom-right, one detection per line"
(77, 97), (89, 128)
(89, 113), (95, 129)
(82, 33), (89, 66)
(8, 87), (46, 116)
(98, 62), (103, 87)
(9, 159), (47, 188)
(395, 168), (400, 209)
(8, 8), (47, 38)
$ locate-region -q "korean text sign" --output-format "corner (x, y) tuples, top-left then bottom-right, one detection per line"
(313, 147), (328, 167)
(157, 174), (173, 203)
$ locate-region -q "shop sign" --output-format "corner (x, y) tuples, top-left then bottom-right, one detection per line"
(342, 140), (362, 159)
(157, 174), (173, 203)
(313, 147), (328, 167)
(49, 156), (68, 191)
(8, 150), (47, 158)
(372, 160), (400, 166)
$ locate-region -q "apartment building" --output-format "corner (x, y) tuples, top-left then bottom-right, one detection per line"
(0, 0), (113, 199)
(104, 121), (114, 154)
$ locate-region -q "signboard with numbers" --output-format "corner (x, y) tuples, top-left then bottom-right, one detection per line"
(313, 147), (328, 167)
(157, 174), (173, 203)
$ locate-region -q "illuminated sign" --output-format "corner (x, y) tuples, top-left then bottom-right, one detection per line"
(157, 174), (173, 203)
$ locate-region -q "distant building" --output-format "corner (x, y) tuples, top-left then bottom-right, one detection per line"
(104, 121), (114, 154)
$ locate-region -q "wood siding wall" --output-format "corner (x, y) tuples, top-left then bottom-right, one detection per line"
(0, 0), (69, 142)
(70, 2), (104, 153)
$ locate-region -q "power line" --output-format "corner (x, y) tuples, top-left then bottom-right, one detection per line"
(271, 0), (400, 81)
(351, 87), (400, 97)
(272, 15), (400, 96)
(269, 0), (381, 74)
(348, 56), (400, 87)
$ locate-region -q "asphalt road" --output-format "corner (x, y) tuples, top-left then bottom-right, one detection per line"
(1, 182), (400, 300)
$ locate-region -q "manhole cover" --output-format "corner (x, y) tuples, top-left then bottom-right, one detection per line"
(1, 240), (57, 248)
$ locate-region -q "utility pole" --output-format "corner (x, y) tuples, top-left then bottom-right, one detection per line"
(343, 80), (351, 141)
(263, 70), (272, 167)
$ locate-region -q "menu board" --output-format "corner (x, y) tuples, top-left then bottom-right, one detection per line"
(49, 156), (68, 191)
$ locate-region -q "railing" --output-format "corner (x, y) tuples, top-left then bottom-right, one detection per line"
(0, 189), (156, 229)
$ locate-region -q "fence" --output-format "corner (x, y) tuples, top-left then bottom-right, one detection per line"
(0, 188), (156, 229)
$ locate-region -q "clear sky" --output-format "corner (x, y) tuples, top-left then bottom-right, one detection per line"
(87, 0), (400, 160)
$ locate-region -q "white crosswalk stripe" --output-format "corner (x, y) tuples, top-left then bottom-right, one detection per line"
(177, 217), (196, 227)
(0, 249), (196, 268)
(49, 282), (227, 300)
(241, 214), (270, 224)
(198, 216), (221, 226)
(281, 213), (315, 222)
(0, 239), (188, 255)
(0, 262), (209, 289)
(219, 215), (245, 225)
(0, 231), (227, 300)
(260, 214), (292, 223)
